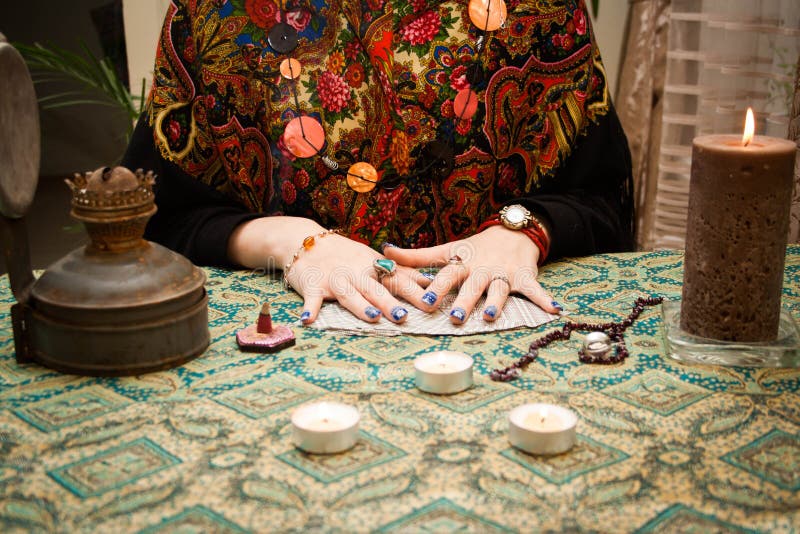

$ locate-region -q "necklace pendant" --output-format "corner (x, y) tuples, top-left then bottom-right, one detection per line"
(268, 22), (299, 54)
(346, 162), (379, 193)
(283, 116), (325, 158)
(468, 0), (507, 32)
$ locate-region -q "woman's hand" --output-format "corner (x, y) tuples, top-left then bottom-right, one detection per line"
(384, 225), (562, 323)
(284, 232), (433, 324)
(227, 216), (429, 324)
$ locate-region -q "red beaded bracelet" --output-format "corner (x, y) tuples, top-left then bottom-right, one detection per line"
(477, 214), (550, 265)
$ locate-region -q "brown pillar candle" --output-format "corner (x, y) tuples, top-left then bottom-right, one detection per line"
(681, 112), (795, 342)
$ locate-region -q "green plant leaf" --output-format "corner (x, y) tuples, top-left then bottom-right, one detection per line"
(36, 91), (88, 103)
(137, 77), (147, 116)
(41, 100), (122, 110)
(14, 40), (141, 138)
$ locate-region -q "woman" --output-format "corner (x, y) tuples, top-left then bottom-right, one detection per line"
(122, 0), (634, 325)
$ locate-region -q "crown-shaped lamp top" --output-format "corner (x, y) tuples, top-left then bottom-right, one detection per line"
(65, 167), (157, 252)
(66, 167), (155, 212)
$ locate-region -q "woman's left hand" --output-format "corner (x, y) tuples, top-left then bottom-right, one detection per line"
(383, 225), (562, 323)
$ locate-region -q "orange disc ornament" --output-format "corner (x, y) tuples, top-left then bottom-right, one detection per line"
(283, 116), (325, 158)
(279, 58), (302, 79)
(346, 162), (379, 193)
(468, 0), (507, 31)
(454, 88), (478, 120)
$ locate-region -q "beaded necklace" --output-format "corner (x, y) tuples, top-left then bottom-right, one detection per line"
(490, 297), (665, 382)
(271, 0), (509, 193)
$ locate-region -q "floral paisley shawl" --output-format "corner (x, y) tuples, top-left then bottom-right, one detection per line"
(149, 0), (610, 249)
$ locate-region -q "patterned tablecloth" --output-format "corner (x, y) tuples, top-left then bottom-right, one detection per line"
(1, 248), (799, 533)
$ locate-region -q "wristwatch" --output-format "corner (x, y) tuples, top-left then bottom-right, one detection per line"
(499, 204), (533, 231)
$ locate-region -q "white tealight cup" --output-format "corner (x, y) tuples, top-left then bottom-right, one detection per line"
(291, 401), (360, 454)
(414, 350), (474, 394)
(508, 403), (578, 455)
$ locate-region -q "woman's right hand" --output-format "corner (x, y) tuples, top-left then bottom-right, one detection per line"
(227, 216), (429, 324)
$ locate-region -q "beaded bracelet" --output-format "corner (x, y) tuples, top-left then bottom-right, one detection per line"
(477, 214), (550, 265)
(282, 229), (339, 288)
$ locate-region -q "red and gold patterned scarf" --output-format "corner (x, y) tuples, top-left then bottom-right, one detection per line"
(149, 0), (610, 248)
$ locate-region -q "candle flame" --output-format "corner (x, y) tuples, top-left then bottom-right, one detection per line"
(539, 406), (549, 424)
(742, 107), (755, 147)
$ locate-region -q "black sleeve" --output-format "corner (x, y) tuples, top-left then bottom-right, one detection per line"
(514, 103), (635, 260)
(120, 116), (261, 267)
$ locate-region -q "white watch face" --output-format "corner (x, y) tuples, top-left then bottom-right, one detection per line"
(505, 207), (525, 225)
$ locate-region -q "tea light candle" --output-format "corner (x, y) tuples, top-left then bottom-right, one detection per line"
(291, 401), (360, 454)
(508, 403), (578, 455)
(681, 108), (796, 341)
(414, 350), (473, 394)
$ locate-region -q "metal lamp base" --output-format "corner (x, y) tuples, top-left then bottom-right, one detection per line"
(18, 293), (209, 376)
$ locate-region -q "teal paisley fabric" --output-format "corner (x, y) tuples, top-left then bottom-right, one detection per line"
(0, 248), (798, 532)
(148, 0), (613, 248)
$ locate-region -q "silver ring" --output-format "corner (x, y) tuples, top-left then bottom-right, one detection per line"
(373, 258), (396, 279)
(490, 275), (510, 288)
(583, 332), (612, 359)
(448, 255), (463, 265)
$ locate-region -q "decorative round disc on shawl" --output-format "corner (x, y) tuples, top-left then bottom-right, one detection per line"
(468, 0), (507, 32)
(0, 37), (40, 218)
(268, 22), (299, 54)
(283, 116), (325, 158)
(454, 88), (478, 120)
(346, 161), (378, 193)
(280, 58), (302, 79)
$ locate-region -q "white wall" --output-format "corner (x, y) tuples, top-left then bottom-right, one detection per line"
(589, 0), (630, 98)
(123, 0), (170, 93)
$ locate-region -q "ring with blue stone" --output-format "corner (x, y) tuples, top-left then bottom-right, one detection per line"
(373, 258), (397, 279)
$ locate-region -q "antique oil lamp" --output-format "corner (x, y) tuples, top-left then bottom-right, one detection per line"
(7, 166), (210, 376)
(0, 36), (209, 376)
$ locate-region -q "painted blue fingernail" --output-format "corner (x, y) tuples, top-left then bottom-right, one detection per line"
(450, 307), (466, 323)
(551, 301), (563, 311)
(421, 291), (438, 305)
(300, 311), (311, 323)
(365, 306), (382, 319)
(391, 306), (408, 321)
(483, 305), (497, 319)
(422, 272), (435, 280)
(380, 242), (397, 252)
